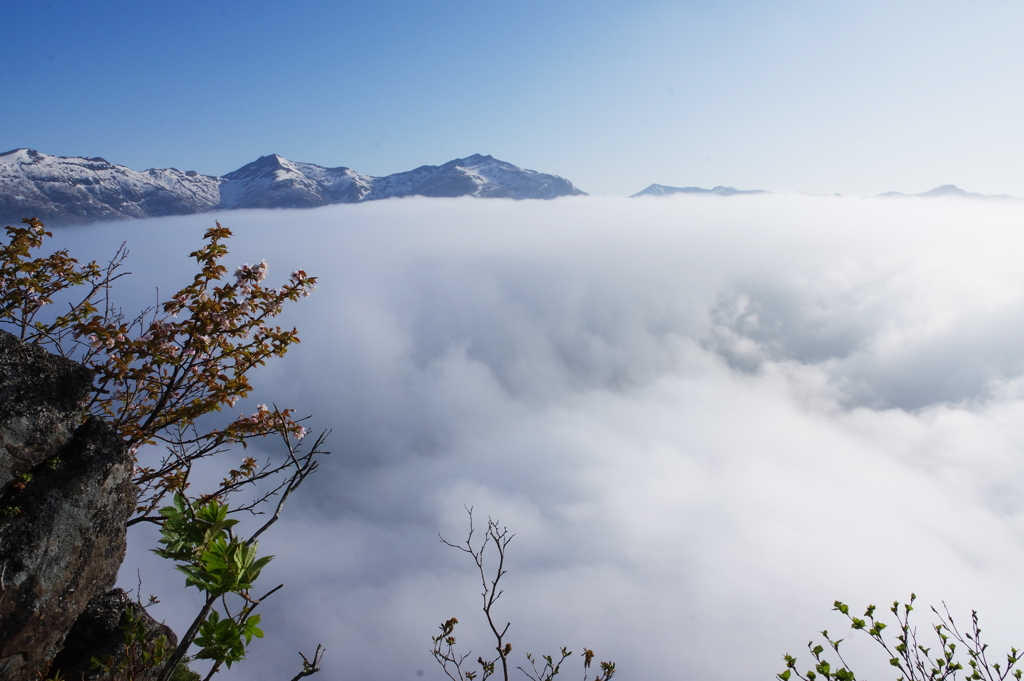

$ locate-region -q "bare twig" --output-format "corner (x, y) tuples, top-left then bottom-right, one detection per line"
(435, 510), (614, 681)
(247, 426), (329, 546)
(288, 644), (326, 681)
(438, 507), (515, 681)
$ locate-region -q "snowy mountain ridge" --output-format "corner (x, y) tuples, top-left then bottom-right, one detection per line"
(0, 149), (586, 225)
(878, 184), (1019, 199)
(631, 183), (768, 197)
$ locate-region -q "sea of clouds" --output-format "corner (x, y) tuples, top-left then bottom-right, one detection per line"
(53, 194), (1024, 681)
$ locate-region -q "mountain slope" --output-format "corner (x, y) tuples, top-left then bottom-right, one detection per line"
(0, 149), (586, 225)
(0, 149), (223, 225)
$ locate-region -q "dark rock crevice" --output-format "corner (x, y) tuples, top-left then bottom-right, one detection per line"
(49, 588), (177, 681)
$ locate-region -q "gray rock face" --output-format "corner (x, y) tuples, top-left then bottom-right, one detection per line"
(0, 149), (587, 225)
(49, 588), (178, 681)
(0, 331), (95, 496)
(0, 331), (136, 681)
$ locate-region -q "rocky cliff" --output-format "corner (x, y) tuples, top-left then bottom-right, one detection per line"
(0, 331), (173, 681)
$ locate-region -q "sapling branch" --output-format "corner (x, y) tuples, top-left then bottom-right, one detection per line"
(435, 508), (615, 681)
(159, 592), (218, 681)
(289, 644), (327, 681)
(246, 424), (327, 546)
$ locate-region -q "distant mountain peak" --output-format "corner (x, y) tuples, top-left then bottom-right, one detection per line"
(880, 185), (1018, 200)
(921, 184), (967, 196)
(222, 154), (300, 181)
(0, 148), (43, 163)
(631, 183), (767, 198)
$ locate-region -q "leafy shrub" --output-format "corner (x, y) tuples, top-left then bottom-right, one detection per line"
(780, 595), (1021, 681)
(0, 217), (326, 680)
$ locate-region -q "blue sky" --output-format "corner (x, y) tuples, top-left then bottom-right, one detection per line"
(5, 0), (1024, 195)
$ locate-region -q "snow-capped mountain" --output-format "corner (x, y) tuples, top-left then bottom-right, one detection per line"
(0, 149), (223, 226)
(0, 149), (586, 225)
(631, 183), (767, 197)
(369, 154), (583, 200)
(220, 154), (374, 209)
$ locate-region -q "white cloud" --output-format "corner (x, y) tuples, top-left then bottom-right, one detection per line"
(53, 194), (1024, 681)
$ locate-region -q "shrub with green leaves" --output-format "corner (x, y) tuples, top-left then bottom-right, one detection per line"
(780, 595), (1021, 681)
(152, 494), (273, 678)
